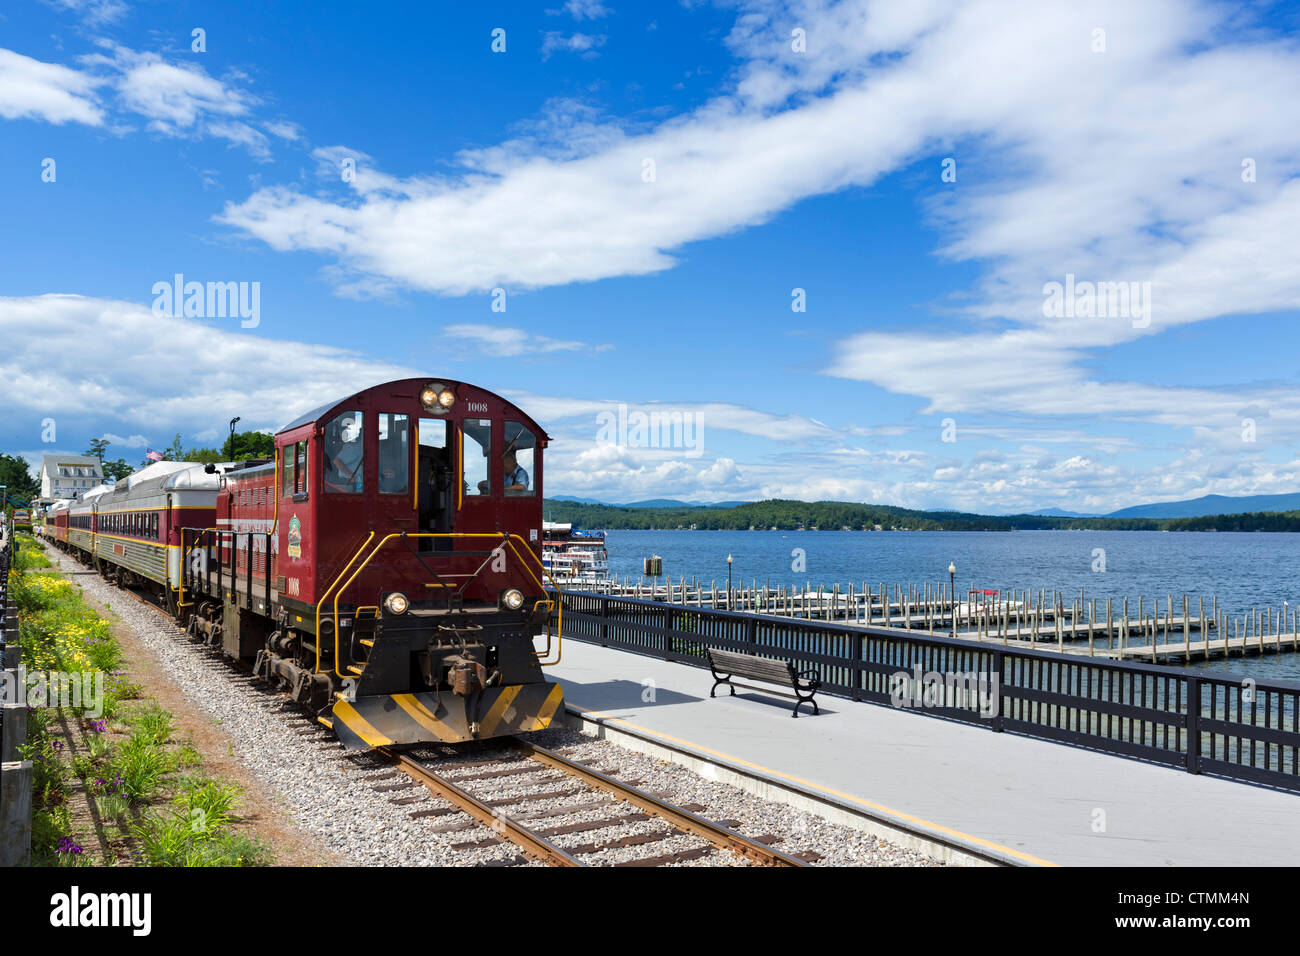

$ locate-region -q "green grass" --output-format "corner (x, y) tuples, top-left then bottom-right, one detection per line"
(111, 735), (175, 801)
(13, 538), (272, 867)
(124, 705), (173, 746)
(15, 535), (52, 569)
(133, 778), (271, 866)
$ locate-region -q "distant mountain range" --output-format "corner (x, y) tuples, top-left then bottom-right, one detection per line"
(550, 491), (1300, 520)
(550, 495), (750, 509)
(1103, 492), (1300, 519)
(1022, 492), (1300, 519)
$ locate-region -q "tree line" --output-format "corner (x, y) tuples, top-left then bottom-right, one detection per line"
(0, 430), (276, 500)
(541, 498), (1300, 533)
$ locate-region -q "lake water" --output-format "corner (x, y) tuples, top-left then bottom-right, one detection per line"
(600, 529), (1300, 683)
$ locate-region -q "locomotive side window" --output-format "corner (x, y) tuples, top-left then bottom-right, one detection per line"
(503, 421), (536, 496)
(462, 419), (491, 496)
(295, 440), (308, 494)
(324, 411), (365, 493)
(377, 413), (410, 494)
(282, 444), (295, 496)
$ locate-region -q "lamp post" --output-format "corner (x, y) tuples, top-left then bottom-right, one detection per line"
(228, 417), (241, 460)
(727, 554), (733, 610)
(948, 562), (957, 638)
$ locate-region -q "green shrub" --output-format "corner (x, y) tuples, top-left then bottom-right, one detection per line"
(133, 779), (269, 867)
(112, 736), (174, 801)
(126, 705), (173, 746)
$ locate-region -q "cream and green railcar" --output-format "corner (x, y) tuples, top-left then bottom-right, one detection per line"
(59, 462), (222, 603)
(65, 486), (109, 555)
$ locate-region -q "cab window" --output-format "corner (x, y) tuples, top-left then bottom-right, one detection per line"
(503, 422), (536, 496)
(378, 413), (410, 494)
(324, 412), (364, 493)
(295, 440), (308, 494)
(282, 445), (295, 496)
(462, 419), (491, 497)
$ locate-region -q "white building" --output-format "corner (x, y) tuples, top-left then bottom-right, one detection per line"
(39, 454), (105, 500)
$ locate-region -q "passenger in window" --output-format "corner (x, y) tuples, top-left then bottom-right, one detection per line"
(478, 449), (529, 494)
(324, 414), (364, 492)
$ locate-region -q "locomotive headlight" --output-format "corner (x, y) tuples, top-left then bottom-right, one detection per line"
(384, 592), (410, 615)
(421, 382), (454, 414)
(502, 588), (525, 611)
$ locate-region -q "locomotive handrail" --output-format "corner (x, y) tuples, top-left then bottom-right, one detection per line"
(314, 531), (376, 675)
(327, 531), (563, 679)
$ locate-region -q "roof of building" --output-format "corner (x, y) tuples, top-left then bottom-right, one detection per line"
(39, 454), (104, 473)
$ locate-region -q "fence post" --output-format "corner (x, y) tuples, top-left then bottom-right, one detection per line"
(598, 596), (608, 647)
(0, 703), (27, 763)
(0, 760), (33, 866)
(1186, 676), (1201, 775)
(990, 650), (1005, 733)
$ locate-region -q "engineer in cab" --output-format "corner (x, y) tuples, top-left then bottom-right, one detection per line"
(478, 447), (529, 495)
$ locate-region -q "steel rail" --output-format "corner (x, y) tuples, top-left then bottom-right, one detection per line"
(385, 749), (586, 867)
(510, 738), (809, 867)
(36, 540), (806, 867)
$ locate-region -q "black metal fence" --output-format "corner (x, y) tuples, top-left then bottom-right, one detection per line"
(559, 590), (1300, 792)
(1, 512), (34, 865)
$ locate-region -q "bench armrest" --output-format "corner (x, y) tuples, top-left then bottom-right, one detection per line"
(793, 669), (823, 690)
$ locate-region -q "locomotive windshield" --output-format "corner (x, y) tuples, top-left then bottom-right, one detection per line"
(504, 421), (536, 496)
(324, 410), (364, 493)
(377, 412), (410, 494)
(463, 419), (491, 496)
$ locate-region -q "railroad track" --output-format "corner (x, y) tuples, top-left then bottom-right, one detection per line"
(46, 544), (812, 867)
(382, 739), (813, 867)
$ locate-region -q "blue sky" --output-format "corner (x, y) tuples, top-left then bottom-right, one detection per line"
(2, 0), (1299, 512)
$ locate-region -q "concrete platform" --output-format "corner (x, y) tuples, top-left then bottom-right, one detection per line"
(545, 639), (1300, 867)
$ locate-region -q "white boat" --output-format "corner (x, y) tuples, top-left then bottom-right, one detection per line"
(542, 521), (610, 587)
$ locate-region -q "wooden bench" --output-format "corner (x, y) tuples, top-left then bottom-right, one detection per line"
(706, 648), (822, 718)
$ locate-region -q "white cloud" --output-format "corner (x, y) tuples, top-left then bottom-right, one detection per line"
(209, 0), (1300, 470)
(100, 432), (150, 448)
(3, 293), (1295, 512)
(43, 0), (128, 27)
(263, 120), (302, 141)
(0, 49), (105, 125)
(540, 32), (608, 60)
(499, 390), (836, 442)
(0, 42), (276, 159)
(105, 47), (256, 131)
(443, 324), (611, 357)
(0, 294), (418, 434)
(214, 0), (1300, 326)
(548, 0), (611, 20)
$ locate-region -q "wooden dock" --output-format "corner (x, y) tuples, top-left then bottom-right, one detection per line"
(575, 576), (1299, 665)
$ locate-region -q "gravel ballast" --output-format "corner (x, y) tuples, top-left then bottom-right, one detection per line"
(42, 542), (943, 867)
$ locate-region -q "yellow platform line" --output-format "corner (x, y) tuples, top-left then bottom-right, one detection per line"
(566, 701), (1059, 868)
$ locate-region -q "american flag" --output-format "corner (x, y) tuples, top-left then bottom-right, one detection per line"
(145, 450), (164, 462)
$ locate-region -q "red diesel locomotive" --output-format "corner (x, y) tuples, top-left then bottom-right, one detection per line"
(48, 378), (565, 749)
